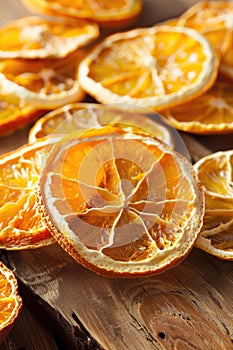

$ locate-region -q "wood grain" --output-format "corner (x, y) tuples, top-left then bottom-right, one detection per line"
(2, 243), (233, 350)
(0, 303), (58, 350)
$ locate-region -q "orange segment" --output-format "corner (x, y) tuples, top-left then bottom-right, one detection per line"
(39, 126), (204, 277)
(0, 139), (54, 250)
(194, 150), (233, 260)
(21, 0), (142, 24)
(0, 16), (99, 59)
(78, 25), (218, 111)
(0, 95), (46, 136)
(0, 51), (85, 109)
(161, 78), (233, 134)
(0, 262), (22, 345)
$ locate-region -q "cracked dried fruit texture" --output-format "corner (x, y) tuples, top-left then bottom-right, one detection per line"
(78, 25), (218, 111)
(0, 262), (22, 345)
(194, 150), (233, 260)
(40, 126), (204, 277)
(0, 139), (54, 250)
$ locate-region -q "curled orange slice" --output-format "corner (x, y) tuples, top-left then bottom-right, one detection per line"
(161, 78), (233, 134)
(0, 139), (54, 250)
(39, 126), (204, 277)
(194, 150), (233, 260)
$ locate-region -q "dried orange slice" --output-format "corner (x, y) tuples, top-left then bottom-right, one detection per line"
(28, 102), (175, 149)
(0, 16), (99, 59)
(178, 1), (233, 30)
(161, 78), (233, 134)
(78, 25), (218, 111)
(0, 95), (45, 136)
(0, 51), (85, 109)
(0, 139), (54, 250)
(39, 126), (204, 277)
(0, 262), (22, 345)
(21, 0), (142, 25)
(176, 1), (233, 79)
(194, 150), (233, 260)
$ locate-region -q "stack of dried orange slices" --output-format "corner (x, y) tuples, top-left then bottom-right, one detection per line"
(75, 1), (233, 135)
(0, 15), (99, 136)
(0, 102), (204, 278)
(0, 104), (182, 251)
(0, 0), (232, 281)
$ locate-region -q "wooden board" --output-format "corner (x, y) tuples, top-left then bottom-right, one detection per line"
(1, 1), (233, 349)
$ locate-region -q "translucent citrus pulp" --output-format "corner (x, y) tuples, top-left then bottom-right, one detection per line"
(28, 103), (175, 150)
(0, 261), (22, 344)
(161, 78), (233, 134)
(0, 139), (54, 250)
(0, 51), (85, 109)
(21, 0), (142, 24)
(0, 95), (45, 136)
(194, 150), (233, 260)
(0, 16), (99, 59)
(39, 126), (204, 277)
(78, 25), (218, 111)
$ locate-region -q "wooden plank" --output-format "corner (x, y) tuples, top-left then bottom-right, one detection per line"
(0, 303), (59, 350)
(2, 242), (233, 350)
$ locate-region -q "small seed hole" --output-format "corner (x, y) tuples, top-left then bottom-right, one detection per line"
(158, 332), (166, 340)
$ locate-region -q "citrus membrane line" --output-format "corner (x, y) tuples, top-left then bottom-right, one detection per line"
(99, 208), (125, 252)
(50, 173), (121, 202)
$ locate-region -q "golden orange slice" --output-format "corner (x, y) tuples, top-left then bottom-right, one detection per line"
(78, 25), (218, 111)
(28, 102), (175, 149)
(21, 0), (142, 24)
(0, 95), (46, 136)
(176, 1), (233, 79)
(0, 16), (99, 59)
(161, 78), (233, 134)
(194, 150), (233, 260)
(0, 139), (54, 250)
(39, 126), (204, 277)
(0, 262), (22, 345)
(0, 51), (85, 109)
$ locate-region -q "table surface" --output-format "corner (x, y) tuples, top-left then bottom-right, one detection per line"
(1, 1), (233, 350)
